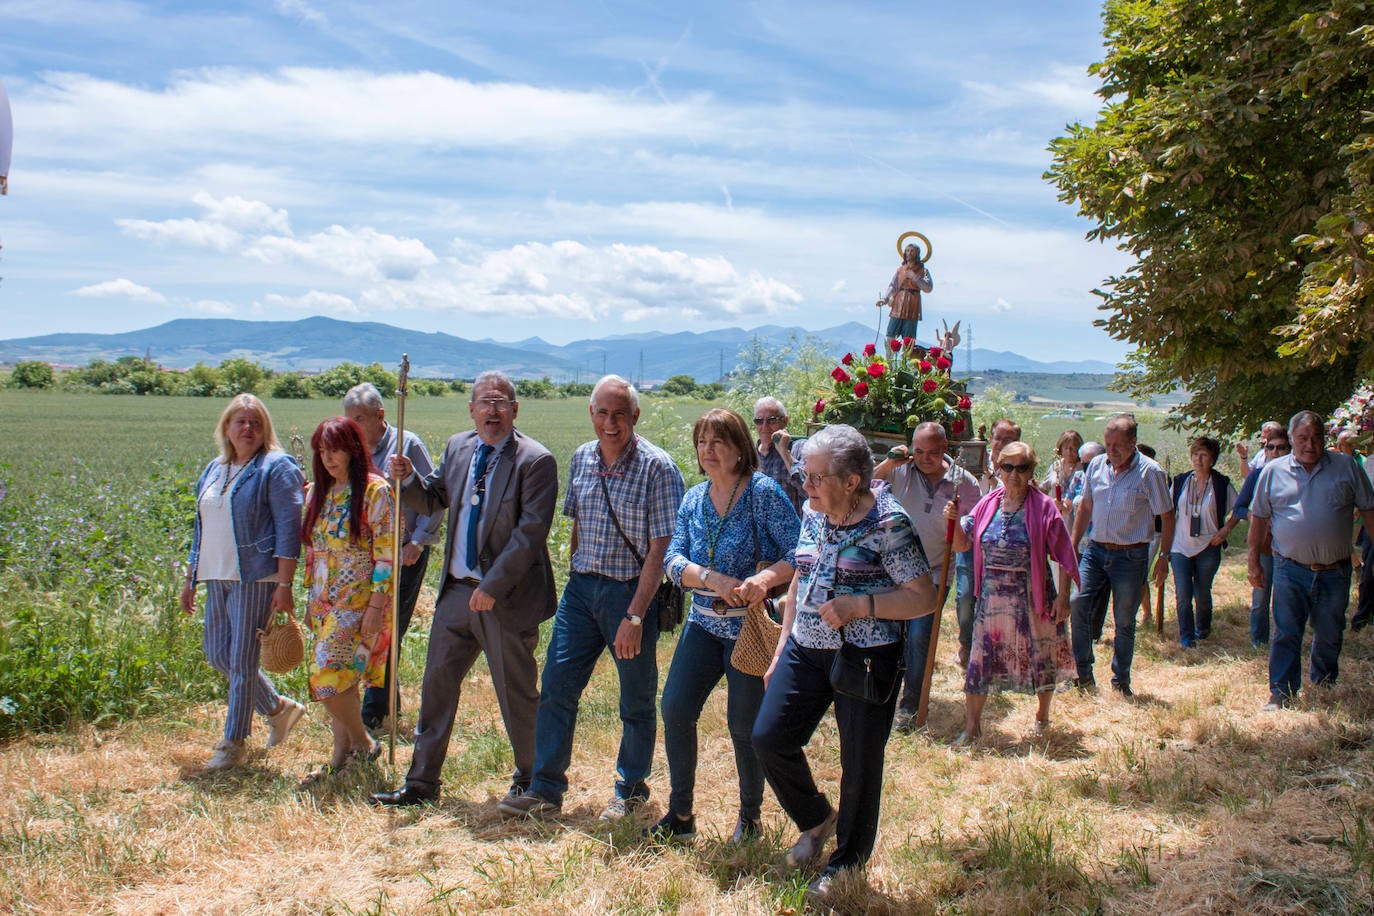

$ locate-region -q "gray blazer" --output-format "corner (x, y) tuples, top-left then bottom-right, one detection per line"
(402, 428), (558, 630)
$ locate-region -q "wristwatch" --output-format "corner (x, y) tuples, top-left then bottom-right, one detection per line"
(626, 613), (643, 627)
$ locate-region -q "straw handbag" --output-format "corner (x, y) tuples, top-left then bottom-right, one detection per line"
(731, 596), (782, 678)
(258, 612), (305, 674)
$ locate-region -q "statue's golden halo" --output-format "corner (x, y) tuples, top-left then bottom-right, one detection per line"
(896, 231), (932, 262)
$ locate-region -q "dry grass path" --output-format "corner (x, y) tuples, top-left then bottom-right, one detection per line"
(4, 557), (1373, 914)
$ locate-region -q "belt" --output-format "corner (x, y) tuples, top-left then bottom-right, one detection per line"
(446, 574), (481, 589)
(1096, 541), (1148, 551)
(693, 592), (748, 618)
(1276, 555), (1351, 572)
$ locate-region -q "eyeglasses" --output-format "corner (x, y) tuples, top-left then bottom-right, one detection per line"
(802, 471), (835, 486)
(1265, 443), (1291, 453)
(998, 462), (1033, 474)
(475, 398), (514, 412)
(753, 416), (785, 425)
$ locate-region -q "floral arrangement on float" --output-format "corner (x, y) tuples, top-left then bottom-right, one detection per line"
(1327, 383), (1374, 448)
(812, 337), (973, 446)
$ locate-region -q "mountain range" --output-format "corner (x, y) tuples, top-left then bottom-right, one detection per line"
(0, 317), (1120, 382)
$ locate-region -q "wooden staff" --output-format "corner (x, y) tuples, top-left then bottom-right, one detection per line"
(388, 354), (410, 765)
(1154, 561), (1167, 635)
(916, 461), (961, 729)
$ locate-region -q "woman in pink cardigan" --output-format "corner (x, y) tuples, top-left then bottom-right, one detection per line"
(945, 441), (1079, 742)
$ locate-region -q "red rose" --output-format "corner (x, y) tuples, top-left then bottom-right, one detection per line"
(919, 360), (932, 373)
(831, 367), (851, 382)
(923, 379), (939, 393)
(958, 396), (972, 410)
(854, 381), (869, 398)
(902, 336), (914, 349)
(863, 343), (876, 357)
(928, 346), (943, 360)
(867, 362), (885, 378)
(937, 357), (952, 371)
(890, 338), (902, 351)
(952, 418), (966, 434)
(841, 352), (854, 365)
(814, 398), (826, 415)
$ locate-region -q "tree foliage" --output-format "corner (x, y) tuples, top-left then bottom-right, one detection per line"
(8, 361), (54, 389)
(1047, 0), (1374, 433)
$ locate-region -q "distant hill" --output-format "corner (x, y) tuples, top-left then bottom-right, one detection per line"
(0, 317), (1121, 381)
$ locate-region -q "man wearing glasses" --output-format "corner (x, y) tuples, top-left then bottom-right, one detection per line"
(371, 371), (559, 808)
(1231, 430), (1290, 647)
(753, 397), (804, 513)
(1069, 414), (1175, 696)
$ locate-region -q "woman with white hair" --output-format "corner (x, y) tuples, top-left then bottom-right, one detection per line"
(752, 424), (938, 902)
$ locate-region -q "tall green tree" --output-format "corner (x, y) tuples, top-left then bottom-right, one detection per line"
(1047, 0), (1374, 433)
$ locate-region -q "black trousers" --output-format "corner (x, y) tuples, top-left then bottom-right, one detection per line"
(752, 635), (900, 871)
(362, 546), (431, 720)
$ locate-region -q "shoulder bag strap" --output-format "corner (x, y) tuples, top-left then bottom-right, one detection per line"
(599, 473), (644, 568)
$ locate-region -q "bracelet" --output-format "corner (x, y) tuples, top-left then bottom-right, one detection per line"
(702, 568), (712, 589)
(275, 582), (291, 589)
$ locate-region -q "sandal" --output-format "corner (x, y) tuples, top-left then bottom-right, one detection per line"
(298, 763), (338, 788)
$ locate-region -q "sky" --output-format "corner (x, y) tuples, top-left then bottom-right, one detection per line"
(0, 0), (1132, 357)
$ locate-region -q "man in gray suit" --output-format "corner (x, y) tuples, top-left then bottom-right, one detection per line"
(370, 370), (559, 807)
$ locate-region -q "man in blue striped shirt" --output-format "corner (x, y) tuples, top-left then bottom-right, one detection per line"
(501, 375), (686, 822)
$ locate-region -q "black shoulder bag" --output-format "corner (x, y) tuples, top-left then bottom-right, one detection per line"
(823, 522), (905, 706)
(599, 475), (685, 632)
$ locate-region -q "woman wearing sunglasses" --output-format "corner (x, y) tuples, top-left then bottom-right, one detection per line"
(945, 441), (1079, 742)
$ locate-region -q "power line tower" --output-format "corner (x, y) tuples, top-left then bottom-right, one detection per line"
(965, 323), (973, 375)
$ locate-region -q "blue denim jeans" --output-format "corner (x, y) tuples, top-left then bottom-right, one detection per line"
(660, 621), (765, 821)
(1071, 541), (1147, 687)
(899, 550), (974, 713)
(1250, 553), (1274, 645)
(1170, 545), (1222, 646)
(1268, 557), (1352, 699)
(528, 572), (659, 805)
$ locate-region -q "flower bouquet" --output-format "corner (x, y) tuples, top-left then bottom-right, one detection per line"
(811, 338), (972, 444)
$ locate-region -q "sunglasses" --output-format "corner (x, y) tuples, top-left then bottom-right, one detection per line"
(753, 416), (785, 425)
(1265, 443), (1291, 453)
(999, 462), (1033, 474)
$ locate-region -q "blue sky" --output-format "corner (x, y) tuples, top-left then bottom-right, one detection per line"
(0, 0), (1130, 358)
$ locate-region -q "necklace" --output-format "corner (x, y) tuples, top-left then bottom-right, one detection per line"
(216, 459), (251, 503)
(822, 492), (862, 544)
(997, 493), (1025, 547)
(703, 474), (745, 576)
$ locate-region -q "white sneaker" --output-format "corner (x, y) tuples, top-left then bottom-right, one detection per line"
(267, 699), (307, 749)
(204, 739), (247, 772)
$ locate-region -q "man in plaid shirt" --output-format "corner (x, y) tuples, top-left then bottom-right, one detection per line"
(500, 375), (685, 821)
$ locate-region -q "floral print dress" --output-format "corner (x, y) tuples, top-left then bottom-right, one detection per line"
(304, 475), (396, 700)
(963, 507), (1075, 695)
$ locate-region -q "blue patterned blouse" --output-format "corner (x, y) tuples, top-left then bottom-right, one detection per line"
(791, 487), (931, 649)
(666, 472), (801, 639)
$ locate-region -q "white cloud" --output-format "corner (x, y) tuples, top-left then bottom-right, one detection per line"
(190, 191), (291, 234)
(274, 0), (325, 26)
(245, 226), (436, 281)
(993, 297), (1013, 313)
(70, 277), (167, 303)
(116, 216), (243, 251)
(261, 290), (357, 315)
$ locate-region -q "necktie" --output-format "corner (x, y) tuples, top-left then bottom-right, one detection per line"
(466, 442), (494, 569)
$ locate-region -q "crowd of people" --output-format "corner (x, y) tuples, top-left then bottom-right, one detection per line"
(180, 380), (1374, 905)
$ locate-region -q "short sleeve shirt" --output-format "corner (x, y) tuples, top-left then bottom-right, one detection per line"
(1082, 451), (1173, 545)
(885, 461), (980, 587)
(1249, 451), (1374, 566)
(791, 488), (931, 649)
(565, 435), (686, 580)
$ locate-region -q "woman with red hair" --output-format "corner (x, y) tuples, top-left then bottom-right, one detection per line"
(300, 416), (396, 781)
